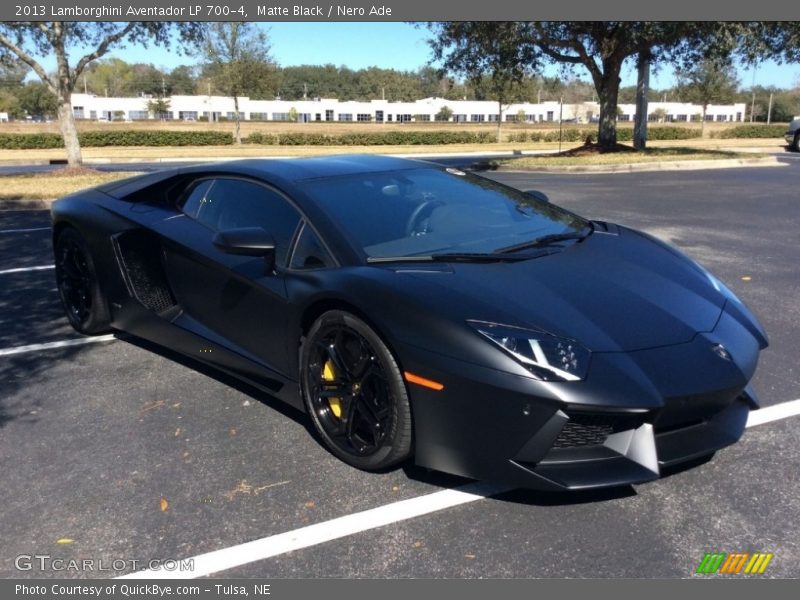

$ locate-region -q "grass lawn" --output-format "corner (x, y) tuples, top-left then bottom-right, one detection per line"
(0, 169), (140, 201)
(491, 146), (769, 169)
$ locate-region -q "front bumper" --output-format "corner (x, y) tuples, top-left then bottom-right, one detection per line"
(400, 304), (764, 491)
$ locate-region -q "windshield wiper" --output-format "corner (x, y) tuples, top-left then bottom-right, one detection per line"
(495, 225), (593, 254)
(367, 250), (553, 264)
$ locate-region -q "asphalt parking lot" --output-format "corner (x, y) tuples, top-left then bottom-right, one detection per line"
(1, 161), (799, 579)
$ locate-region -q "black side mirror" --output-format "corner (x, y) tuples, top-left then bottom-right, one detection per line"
(524, 190), (550, 204)
(213, 227), (276, 273)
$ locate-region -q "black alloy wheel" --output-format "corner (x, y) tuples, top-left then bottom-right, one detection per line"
(301, 310), (412, 470)
(54, 228), (110, 334)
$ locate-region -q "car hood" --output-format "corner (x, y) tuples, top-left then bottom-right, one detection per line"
(394, 227), (725, 353)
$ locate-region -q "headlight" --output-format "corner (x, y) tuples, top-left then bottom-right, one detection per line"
(468, 320), (591, 382)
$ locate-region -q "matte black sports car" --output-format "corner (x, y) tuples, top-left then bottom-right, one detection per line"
(51, 155), (768, 491)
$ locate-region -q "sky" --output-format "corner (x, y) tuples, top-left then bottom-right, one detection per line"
(33, 22), (800, 91)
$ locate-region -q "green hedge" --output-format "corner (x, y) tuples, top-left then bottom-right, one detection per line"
(0, 130), (234, 149)
(244, 131), (494, 145)
(508, 126), (701, 143)
(710, 124), (788, 139)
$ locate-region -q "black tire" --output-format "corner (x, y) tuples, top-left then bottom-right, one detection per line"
(54, 227), (111, 335)
(793, 131), (800, 153)
(300, 310), (413, 471)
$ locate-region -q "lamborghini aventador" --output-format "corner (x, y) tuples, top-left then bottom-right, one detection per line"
(51, 155), (768, 490)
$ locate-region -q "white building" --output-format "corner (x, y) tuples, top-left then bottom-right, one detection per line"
(68, 93), (746, 124)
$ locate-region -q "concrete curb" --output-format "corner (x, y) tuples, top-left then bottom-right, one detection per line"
(496, 156), (785, 174)
(0, 198), (54, 210)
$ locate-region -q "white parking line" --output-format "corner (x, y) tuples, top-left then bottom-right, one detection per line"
(0, 264), (54, 275)
(0, 227), (51, 234)
(746, 398), (800, 428)
(118, 481), (510, 579)
(0, 334), (116, 357)
(119, 397), (800, 580)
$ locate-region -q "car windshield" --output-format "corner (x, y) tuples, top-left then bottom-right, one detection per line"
(299, 167), (590, 260)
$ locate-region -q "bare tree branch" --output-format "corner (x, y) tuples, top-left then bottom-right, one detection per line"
(74, 22), (138, 80)
(0, 31), (55, 93)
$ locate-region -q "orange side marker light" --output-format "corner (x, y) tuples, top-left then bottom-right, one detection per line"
(404, 371), (444, 391)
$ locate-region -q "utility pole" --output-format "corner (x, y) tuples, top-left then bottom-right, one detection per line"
(381, 86), (385, 101)
(767, 92), (773, 124)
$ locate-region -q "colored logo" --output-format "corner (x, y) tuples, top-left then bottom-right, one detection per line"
(696, 552), (773, 575)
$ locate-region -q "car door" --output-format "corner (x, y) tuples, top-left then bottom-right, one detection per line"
(155, 176), (303, 378)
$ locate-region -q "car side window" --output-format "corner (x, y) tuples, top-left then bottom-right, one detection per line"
(181, 179), (215, 221)
(183, 177), (302, 268)
(290, 223), (335, 270)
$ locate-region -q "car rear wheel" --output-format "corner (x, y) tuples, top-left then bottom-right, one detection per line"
(793, 131), (800, 152)
(54, 227), (111, 335)
(301, 310), (412, 470)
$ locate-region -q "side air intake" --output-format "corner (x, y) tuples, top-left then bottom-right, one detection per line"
(113, 230), (176, 313)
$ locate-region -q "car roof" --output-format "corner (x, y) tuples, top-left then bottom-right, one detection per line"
(94, 154), (435, 200)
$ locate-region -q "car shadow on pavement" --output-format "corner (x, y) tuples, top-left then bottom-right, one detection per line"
(120, 334), (314, 434)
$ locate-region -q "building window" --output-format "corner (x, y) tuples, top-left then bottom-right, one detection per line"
(676, 114), (688, 121)
(357, 113), (371, 122)
(89, 110), (97, 120)
(179, 111), (199, 120)
(716, 114), (728, 122)
(73, 106), (85, 119)
(488, 114), (499, 122)
(315, 113), (321, 121)
(129, 110), (148, 120)
(665, 114), (674, 122)
(387, 114), (392, 122)
(546, 111), (554, 122)
(618, 114), (630, 121)
(397, 114), (412, 122)
(249, 112), (268, 121)
(470, 114), (485, 122)
(338, 113), (353, 121)
(375, 110), (384, 122)
(325, 109), (334, 121)
(736, 112), (742, 121)
(416, 114), (431, 122)
(272, 112), (290, 121)
(453, 114), (467, 122)
(647, 113), (659, 122)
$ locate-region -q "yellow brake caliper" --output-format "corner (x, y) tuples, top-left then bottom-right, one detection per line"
(322, 359), (342, 418)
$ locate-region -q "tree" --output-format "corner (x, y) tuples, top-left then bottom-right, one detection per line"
(16, 82), (58, 118)
(428, 22), (537, 142)
(675, 57), (739, 135)
(203, 23), (278, 144)
(167, 65), (199, 95)
(146, 98), (171, 120)
(427, 22), (754, 150)
(435, 105), (453, 121)
(0, 22), (203, 166)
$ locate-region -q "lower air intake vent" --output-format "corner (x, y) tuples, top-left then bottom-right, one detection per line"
(114, 230), (176, 313)
(553, 414), (640, 448)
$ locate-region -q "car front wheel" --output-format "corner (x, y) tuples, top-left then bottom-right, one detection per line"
(54, 227), (111, 335)
(300, 310), (413, 471)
